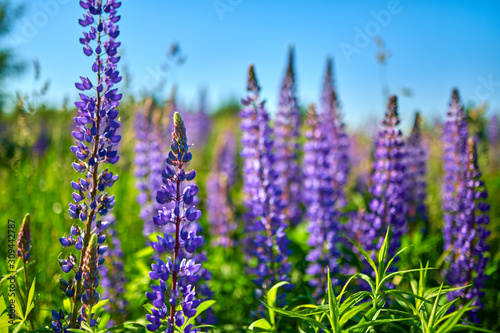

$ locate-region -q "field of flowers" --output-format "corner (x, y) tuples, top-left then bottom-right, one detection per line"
(1, 1), (500, 332)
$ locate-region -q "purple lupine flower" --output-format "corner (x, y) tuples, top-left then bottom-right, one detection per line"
(442, 89), (468, 252)
(17, 213), (31, 263)
(448, 137), (490, 323)
(274, 47), (302, 226)
(363, 96), (407, 256)
(55, 1), (122, 329)
(320, 58), (350, 209)
(206, 132), (237, 247)
(302, 104), (341, 297)
(145, 112), (204, 333)
(240, 65), (292, 303)
(405, 112), (428, 230)
(100, 215), (128, 327)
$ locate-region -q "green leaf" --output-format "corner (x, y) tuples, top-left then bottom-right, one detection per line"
(377, 227), (390, 277)
(428, 283), (443, 327)
(261, 303), (330, 332)
(326, 268), (339, 331)
(248, 318), (272, 332)
(450, 324), (497, 333)
(25, 277), (36, 318)
(12, 320), (25, 333)
(356, 274), (376, 294)
(339, 302), (371, 328)
(92, 299), (109, 312)
(347, 238), (377, 276)
(435, 299), (474, 333)
(267, 281), (289, 326)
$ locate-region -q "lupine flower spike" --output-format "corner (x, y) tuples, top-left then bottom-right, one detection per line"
(363, 95), (407, 257)
(448, 137), (491, 323)
(54, 0), (122, 330)
(320, 58), (350, 209)
(303, 104), (341, 297)
(145, 112), (203, 333)
(240, 65), (292, 308)
(274, 46), (302, 226)
(405, 112), (428, 232)
(100, 215), (128, 326)
(442, 89), (468, 253)
(207, 132), (237, 247)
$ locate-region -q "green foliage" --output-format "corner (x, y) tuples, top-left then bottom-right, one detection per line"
(250, 230), (496, 332)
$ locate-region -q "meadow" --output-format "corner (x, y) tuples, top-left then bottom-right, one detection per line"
(1, 1), (500, 332)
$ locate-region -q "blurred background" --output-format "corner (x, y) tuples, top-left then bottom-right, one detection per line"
(1, 0), (499, 330)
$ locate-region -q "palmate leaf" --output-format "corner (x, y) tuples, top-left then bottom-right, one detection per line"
(248, 318), (273, 332)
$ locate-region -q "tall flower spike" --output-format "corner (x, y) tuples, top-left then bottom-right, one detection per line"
(448, 137), (490, 323)
(363, 96), (408, 256)
(17, 213), (31, 263)
(405, 112), (428, 231)
(319, 58), (350, 209)
(207, 132), (237, 247)
(56, 1), (122, 329)
(303, 104), (341, 297)
(145, 112), (204, 333)
(274, 46), (302, 226)
(442, 89), (468, 252)
(240, 65), (292, 308)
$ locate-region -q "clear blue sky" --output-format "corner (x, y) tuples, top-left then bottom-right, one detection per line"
(5, 0), (500, 130)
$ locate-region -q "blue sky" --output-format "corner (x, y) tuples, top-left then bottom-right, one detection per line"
(5, 0), (500, 130)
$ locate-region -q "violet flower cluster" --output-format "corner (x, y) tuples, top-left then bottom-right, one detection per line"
(134, 102), (173, 236)
(54, 0), (122, 330)
(240, 65), (291, 301)
(274, 47), (302, 226)
(206, 132), (237, 247)
(319, 58), (350, 209)
(16, 213), (31, 263)
(303, 104), (341, 297)
(442, 89), (468, 252)
(100, 214), (128, 327)
(145, 112), (204, 333)
(405, 112), (428, 228)
(363, 96), (407, 257)
(448, 137), (490, 323)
